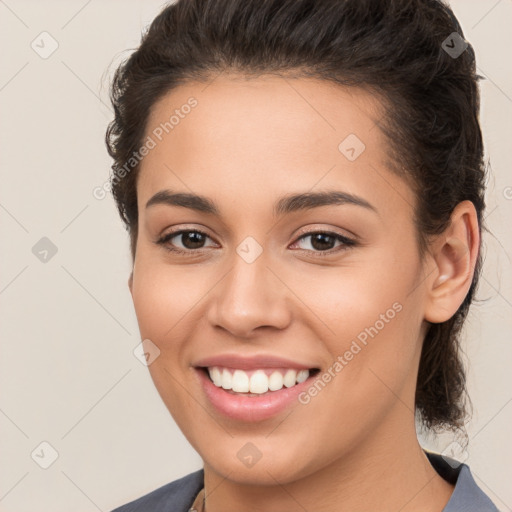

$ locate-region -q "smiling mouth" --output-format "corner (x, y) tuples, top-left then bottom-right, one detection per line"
(198, 366), (321, 396)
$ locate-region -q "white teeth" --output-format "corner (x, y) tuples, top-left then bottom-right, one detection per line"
(296, 369), (309, 383)
(283, 369), (297, 388)
(207, 367), (311, 394)
(221, 368), (232, 390)
(210, 367), (222, 387)
(249, 370), (268, 394)
(268, 371), (284, 391)
(232, 369), (250, 392)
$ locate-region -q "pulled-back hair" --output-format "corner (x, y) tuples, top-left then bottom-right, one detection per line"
(105, 0), (486, 432)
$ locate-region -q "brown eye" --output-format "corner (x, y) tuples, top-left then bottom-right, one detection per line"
(156, 229), (217, 254)
(291, 231), (356, 257)
(175, 231), (207, 249)
(308, 233), (337, 251)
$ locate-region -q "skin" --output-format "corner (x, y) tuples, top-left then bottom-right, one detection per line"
(128, 74), (480, 512)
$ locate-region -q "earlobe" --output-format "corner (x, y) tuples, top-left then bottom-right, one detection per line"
(424, 201), (480, 324)
(128, 272), (133, 296)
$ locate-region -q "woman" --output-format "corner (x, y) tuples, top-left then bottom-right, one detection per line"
(105, 0), (499, 510)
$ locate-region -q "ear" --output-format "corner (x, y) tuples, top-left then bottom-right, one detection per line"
(128, 271), (134, 296)
(423, 200), (480, 324)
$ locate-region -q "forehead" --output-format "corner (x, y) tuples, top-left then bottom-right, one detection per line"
(138, 75), (414, 219)
(144, 74), (384, 156)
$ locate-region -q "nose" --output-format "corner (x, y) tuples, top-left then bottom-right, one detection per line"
(206, 249), (292, 338)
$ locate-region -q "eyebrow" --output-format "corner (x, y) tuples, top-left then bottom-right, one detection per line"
(145, 189), (378, 217)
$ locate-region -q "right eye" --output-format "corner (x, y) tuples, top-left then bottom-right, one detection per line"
(156, 229), (218, 255)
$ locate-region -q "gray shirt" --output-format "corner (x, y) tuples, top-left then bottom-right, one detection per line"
(111, 451), (499, 511)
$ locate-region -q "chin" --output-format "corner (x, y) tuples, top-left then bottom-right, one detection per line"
(197, 434), (323, 485)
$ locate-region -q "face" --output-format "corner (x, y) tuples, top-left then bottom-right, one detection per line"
(129, 75), (430, 485)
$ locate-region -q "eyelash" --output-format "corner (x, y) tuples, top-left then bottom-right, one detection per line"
(155, 228), (357, 258)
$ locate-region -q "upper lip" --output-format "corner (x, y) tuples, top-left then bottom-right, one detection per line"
(193, 354), (319, 371)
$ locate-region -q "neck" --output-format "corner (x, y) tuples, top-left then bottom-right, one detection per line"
(201, 415), (454, 512)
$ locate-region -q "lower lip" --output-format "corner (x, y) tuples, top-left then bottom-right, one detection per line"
(195, 368), (315, 422)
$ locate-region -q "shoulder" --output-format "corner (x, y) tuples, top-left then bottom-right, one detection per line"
(425, 451), (499, 512)
(111, 469), (204, 512)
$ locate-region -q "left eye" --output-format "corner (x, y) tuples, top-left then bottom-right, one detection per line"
(292, 232), (355, 253)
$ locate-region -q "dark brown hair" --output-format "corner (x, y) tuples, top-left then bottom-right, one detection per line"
(105, 0), (486, 432)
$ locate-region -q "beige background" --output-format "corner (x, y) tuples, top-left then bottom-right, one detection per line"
(0, 0), (511, 510)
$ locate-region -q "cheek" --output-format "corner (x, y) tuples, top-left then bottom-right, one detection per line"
(295, 247), (424, 398)
(131, 261), (206, 341)
(130, 264), (204, 423)
(295, 257), (416, 342)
